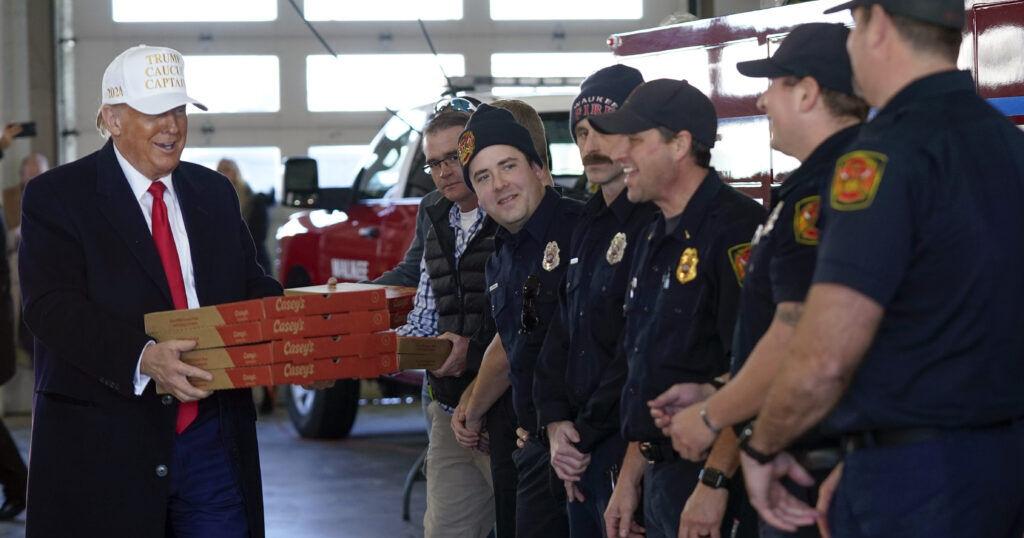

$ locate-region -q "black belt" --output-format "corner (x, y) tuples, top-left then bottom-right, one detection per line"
(638, 440), (678, 464)
(842, 418), (1020, 455)
(791, 446), (843, 472)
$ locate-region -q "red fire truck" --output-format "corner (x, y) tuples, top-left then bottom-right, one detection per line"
(277, 0), (1024, 439)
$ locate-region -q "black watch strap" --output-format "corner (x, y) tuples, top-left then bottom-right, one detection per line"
(737, 424), (777, 464)
(698, 466), (730, 489)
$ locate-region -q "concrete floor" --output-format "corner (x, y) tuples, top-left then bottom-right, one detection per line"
(0, 401), (430, 538)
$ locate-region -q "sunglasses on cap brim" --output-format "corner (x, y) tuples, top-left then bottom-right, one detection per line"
(434, 97), (477, 115)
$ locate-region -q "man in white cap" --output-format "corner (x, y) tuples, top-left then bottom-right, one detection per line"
(19, 45), (281, 537)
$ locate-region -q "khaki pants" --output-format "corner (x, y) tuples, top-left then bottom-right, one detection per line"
(424, 400), (495, 538)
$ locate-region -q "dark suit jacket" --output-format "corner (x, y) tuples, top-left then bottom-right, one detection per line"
(19, 140), (282, 537)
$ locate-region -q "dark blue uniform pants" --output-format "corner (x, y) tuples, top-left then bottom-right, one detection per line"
(488, 392), (519, 538)
(643, 458), (756, 538)
(829, 421), (1024, 538)
(512, 438), (569, 538)
(165, 411), (248, 538)
(566, 435), (626, 538)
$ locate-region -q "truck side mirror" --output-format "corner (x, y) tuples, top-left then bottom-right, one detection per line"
(283, 157), (320, 208)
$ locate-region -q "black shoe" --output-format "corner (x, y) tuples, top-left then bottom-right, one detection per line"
(0, 499), (25, 521)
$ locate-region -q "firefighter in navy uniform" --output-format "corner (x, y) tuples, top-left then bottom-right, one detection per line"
(739, 2), (1024, 537)
(460, 103), (582, 537)
(657, 23), (869, 538)
(532, 64), (655, 538)
(593, 79), (765, 538)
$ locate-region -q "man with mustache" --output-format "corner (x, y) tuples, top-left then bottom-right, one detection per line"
(460, 104), (583, 537)
(532, 64), (655, 538)
(20, 45), (281, 536)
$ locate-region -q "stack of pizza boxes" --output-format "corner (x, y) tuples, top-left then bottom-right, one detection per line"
(144, 282), (451, 392)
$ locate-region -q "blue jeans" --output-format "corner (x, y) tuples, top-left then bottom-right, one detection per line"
(830, 421), (1024, 538)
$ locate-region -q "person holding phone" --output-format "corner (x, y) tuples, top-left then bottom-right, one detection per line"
(0, 123), (24, 159)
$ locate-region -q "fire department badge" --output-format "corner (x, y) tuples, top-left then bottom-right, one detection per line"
(728, 243), (753, 285)
(542, 241), (561, 272)
(675, 247), (698, 284)
(606, 233), (627, 265)
(831, 150), (887, 211)
(793, 195), (821, 245)
(458, 131), (476, 166)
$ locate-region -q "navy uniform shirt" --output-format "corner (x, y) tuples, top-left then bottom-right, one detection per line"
(731, 125), (861, 374)
(814, 71), (1024, 434)
(620, 170), (766, 442)
(533, 189), (658, 453)
(486, 187), (584, 433)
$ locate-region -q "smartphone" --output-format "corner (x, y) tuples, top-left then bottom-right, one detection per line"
(13, 122), (36, 138)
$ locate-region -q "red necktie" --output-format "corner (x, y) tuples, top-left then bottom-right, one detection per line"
(148, 181), (197, 434)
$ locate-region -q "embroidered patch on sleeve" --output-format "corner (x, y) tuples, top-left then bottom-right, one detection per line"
(830, 150), (887, 211)
(793, 195), (821, 245)
(727, 243), (752, 285)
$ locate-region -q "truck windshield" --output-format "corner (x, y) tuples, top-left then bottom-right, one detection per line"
(358, 112), (425, 200)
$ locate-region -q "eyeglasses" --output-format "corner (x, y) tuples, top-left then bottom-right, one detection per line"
(520, 274), (540, 334)
(422, 153), (461, 174)
(434, 97), (477, 115)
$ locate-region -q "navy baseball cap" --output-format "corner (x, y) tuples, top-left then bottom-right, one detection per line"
(736, 23), (854, 95)
(825, 0), (964, 30)
(589, 79), (718, 148)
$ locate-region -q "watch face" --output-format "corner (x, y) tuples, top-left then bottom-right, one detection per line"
(699, 467), (727, 489)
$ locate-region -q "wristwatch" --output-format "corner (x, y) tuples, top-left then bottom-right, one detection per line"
(698, 466), (730, 489)
(737, 423), (777, 464)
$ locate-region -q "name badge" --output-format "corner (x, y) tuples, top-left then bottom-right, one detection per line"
(570, 257), (579, 265)
(489, 283), (499, 292)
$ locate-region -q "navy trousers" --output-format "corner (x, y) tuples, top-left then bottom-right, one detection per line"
(165, 410), (249, 538)
(829, 421), (1024, 538)
(488, 392), (519, 538)
(512, 438), (569, 538)
(643, 457), (757, 538)
(566, 434), (626, 538)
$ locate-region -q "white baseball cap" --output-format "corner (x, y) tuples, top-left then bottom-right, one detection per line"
(100, 44), (206, 115)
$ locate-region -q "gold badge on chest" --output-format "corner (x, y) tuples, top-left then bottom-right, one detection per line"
(606, 233), (627, 265)
(542, 241), (561, 272)
(676, 247), (699, 284)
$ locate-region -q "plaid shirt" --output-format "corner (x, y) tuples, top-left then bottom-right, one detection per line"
(397, 204), (487, 337)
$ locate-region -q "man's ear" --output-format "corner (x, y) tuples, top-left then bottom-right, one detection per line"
(673, 130), (693, 163)
(866, 4), (891, 52)
(797, 77), (822, 114)
(101, 106), (122, 137)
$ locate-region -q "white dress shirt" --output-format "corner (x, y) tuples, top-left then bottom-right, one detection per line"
(113, 144), (199, 395)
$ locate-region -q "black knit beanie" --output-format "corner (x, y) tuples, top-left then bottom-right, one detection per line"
(458, 103), (543, 191)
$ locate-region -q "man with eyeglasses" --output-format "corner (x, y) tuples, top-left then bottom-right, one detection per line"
(531, 64), (655, 538)
(458, 104), (583, 537)
(592, 80), (765, 538)
(393, 101), (501, 538)
(374, 97), (481, 288)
